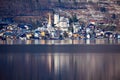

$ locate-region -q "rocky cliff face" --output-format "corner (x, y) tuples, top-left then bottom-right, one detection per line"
(0, 0), (52, 16)
(0, 0), (91, 16)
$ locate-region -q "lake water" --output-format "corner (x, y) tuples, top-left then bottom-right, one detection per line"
(0, 53), (120, 80)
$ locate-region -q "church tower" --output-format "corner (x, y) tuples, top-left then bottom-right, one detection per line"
(47, 13), (52, 27)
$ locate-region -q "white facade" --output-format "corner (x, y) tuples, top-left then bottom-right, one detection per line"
(59, 17), (69, 31)
(59, 17), (69, 27)
(54, 13), (60, 27)
(54, 13), (69, 31)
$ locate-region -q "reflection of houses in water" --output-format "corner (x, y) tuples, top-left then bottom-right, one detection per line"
(50, 0), (100, 3)
(2, 53), (120, 80)
(46, 54), (52, 73)
(73, 54), (104, 79)
(53, 54), (70, 75)
(43, 53), (120, 80)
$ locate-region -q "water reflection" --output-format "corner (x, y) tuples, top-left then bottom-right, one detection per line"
(0, 39), (120, 45)
(0, 53), (120, 80)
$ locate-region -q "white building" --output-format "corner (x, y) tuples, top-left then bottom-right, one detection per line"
(54, 13), (60, 27)
(54, 13), (69, 31)
(87, 0), (99, 2)
(59, 17), (69, 31)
